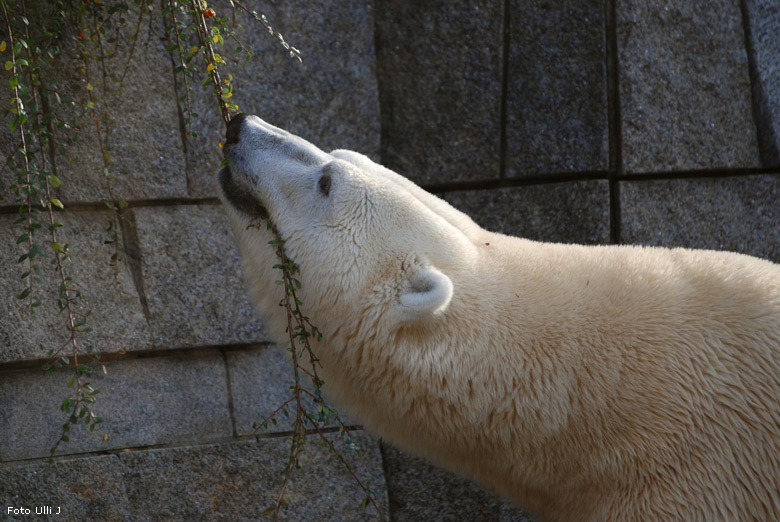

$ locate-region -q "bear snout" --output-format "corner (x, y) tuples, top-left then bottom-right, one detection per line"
(225, 113), (250, 145)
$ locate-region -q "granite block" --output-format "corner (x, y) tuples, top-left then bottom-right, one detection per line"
(744, 0), (780, 166)
(228, 345), (357, 437)
(618, 0), (760, 173)
(375, 0), (503, 184)
(506, 0), (609, 176)
(0, 454), (130, 522)
(228, 346), (305, 436)
(619, 174), (780, 262)
(129, 205), (268, 348)
(0, 350), (231, 460)
(184, 0), (380, 197)
(0, 432), (388, 521)
(73, 19), (188, 202)
(119, 432), (388, 521)
(439, 181), (611, 244)
(0, 0), (187, 204)
(0, 211), (151, 364)
(381, 442), (516, 522)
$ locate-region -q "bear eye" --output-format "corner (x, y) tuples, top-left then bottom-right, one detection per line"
(318, 173), (331, 197)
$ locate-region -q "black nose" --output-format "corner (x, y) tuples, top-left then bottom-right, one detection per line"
(225, 113), (249, 144)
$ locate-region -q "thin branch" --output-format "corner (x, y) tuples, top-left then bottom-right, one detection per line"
(117, 0), (147, 92)
(229, 0), (301, 62)
(165, 0), (195, 136)
(304, 417), (385, 519)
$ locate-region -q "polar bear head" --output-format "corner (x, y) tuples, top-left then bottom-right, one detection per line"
(218, 114), (483, 333)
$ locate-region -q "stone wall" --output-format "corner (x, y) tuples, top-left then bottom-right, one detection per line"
(1, 0), (778, 520)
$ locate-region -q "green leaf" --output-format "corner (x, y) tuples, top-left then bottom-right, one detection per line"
(50, 198), (64, 209)
(4, 61), (12, 71)
(17, 287), (30, 299)
(48, 174), (61, 188)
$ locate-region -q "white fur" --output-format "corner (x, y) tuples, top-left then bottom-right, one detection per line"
(218, 115), (780, 522)
(399, 265), (453, 315)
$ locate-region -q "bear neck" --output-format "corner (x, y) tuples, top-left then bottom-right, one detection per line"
(307, 236), (635, 519)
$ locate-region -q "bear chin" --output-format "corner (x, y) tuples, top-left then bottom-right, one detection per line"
(218, 165), (269, 220)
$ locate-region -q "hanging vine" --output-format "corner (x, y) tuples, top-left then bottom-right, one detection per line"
(2, 0), (383, 518)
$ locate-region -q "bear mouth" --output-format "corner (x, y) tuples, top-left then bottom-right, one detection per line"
(218, 165), (269, 221)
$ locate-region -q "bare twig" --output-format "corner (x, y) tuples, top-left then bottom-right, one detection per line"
(164, 0), (196, 136)
(304, 419), (384, 518)
(117, 0), (148, 92)
(229, 0), (301, 62)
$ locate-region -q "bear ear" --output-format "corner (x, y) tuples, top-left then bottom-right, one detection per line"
(399, 266), (454, 316)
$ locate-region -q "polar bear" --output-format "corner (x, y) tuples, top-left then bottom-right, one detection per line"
(217, 114), (780, 521)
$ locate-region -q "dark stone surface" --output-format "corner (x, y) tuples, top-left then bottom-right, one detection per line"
(375, 0), (503, 184)
(0, 454), (130, 522)
(619, 174), (780, 263)
(618, 0), (760, 173)
(381, 442), (529, 522)
(130, 204), (268, 348)
(0, 211), (151, 364)
(119, 432), (388, 521)
(0, 432), (388, 521)
(501, 503), (537, 522)
(185, 0), (380, 197)
(506, 0), (609, 176)
(744, 0), (780, 166)
(439, 180), (611, 244)
(0, 350), (231, 461)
